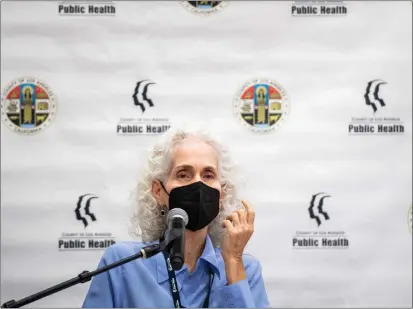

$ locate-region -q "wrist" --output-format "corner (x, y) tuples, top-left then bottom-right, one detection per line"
(223, 255), (243, 264)
(224, 256), (246, 285)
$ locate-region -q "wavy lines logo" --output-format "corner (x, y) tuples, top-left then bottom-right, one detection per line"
(349, 79), (404, 135)
(364, 79), (387, 114)
(308, 192), (331, 227)
(58, 194), (116, 251)
(293, 193), (350, 250)
(117, 79), (171, 136)
(75, 193), (98, 228)
(1, 77), (57, 135)
(181, 1), (228, 15)
(132, 80), (156, 114)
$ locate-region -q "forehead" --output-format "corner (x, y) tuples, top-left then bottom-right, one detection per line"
(171, 138), (218, 169)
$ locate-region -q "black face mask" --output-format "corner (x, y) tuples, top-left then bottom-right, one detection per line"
(160, 181), (220, 231)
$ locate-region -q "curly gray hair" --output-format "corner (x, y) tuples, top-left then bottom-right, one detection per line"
(129, 125), (242, 247)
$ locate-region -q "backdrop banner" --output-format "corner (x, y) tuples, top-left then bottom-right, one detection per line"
(1, 1), (412, 308)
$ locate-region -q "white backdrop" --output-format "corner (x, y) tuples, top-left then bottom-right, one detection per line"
(1, 1), (412, 308)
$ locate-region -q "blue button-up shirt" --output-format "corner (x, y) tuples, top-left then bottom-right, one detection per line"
(83, 235), (270, 308)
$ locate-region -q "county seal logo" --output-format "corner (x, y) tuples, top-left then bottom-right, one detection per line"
(1, 77), (57, 135)
(233, 79), (290, 133)
(181, 1), (228, 15)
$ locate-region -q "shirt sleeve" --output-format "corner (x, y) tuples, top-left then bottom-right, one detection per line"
(82, 247), (122, 308)
(215, 255), (270, 308)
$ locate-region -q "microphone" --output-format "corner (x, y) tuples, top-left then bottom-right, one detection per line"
(165, 208), (188, 271)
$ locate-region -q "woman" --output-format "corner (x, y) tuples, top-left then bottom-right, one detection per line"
(82, 126), (270, 308)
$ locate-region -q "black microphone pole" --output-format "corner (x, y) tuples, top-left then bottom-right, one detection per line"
(1, 242), (168, 308)
(165, 217), (185, 270)
(163, 208), (188, 271)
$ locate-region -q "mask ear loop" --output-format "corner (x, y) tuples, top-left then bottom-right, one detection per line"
(159, 181), (170, 196)
(159, 181), (170, 217)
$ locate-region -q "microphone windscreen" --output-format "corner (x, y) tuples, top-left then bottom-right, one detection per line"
(167, 208), (189, 226)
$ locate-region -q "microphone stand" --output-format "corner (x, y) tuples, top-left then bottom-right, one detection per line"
(1, 231), (182, 308)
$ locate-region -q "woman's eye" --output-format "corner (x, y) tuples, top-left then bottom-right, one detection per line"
(177, 172), (189, 179)
(204, 173), (215, 179)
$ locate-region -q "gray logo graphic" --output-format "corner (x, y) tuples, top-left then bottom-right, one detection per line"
(364, 79), (387, 113)
(308, 192), (331, 226)
(75, 193), (98, 228)
(132, 80), (156, 114)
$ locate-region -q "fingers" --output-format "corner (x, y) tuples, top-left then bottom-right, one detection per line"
(220, 201), (255, 260)
(235, 209), (247, 225)
(222, 200), (255, 230)
(222, 219), (235, 232)
(242, 200), (255, 225)
(227, 212), (240, 227)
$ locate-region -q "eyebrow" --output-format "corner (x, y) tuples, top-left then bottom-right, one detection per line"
(173, 165), (218, 173)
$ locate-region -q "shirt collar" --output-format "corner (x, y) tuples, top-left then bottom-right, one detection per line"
(156, 235), (221, 283)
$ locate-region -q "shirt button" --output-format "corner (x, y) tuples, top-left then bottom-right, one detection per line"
(225, 294), (232, 301)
